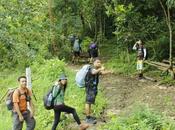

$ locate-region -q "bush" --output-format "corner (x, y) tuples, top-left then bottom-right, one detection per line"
(100, 105), (175, 130)
(0, 59), (106, 130)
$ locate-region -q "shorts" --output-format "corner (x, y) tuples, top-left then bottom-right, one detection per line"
(90, 49), (98, 58)
(137, 60), (143, 70)
(85, 86), (97, 104)
(73, 51), (80, 57)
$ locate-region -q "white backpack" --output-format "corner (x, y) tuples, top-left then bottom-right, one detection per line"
(75, 65), (91, 88)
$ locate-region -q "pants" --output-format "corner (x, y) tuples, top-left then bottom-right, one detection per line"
(85, 85), (98, 104)
(52, 104), (81, 130)
(12, 110), (35, 130)
(137, 60), (143, 70)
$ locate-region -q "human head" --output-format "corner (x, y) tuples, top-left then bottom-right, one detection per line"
(93, 58), (102, 69)
(137, 40), (144, 47)
(18, 76), (27, 88)
(58, 74), (67, 86)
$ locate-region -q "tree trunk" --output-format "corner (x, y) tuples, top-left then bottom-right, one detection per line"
(48, 0), (58, 55)
(80, 11), (86, 33)
(159, 0), (174, 79)
(167, 8), (174, 79)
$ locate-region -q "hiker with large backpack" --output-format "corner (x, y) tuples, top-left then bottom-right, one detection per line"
(88, 42), (99, 63)
(50, 74), (89, 130)
(11, 76), (35, 130)
(72, 36), (81, 63)
(84, 58), (110, 124)
(133, 40), (147, 79)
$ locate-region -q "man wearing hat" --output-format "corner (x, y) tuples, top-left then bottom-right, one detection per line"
(133, 40), (147, 79)
(51, 74), (89, 130)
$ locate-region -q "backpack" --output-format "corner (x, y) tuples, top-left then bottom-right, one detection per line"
(90, 43), (97, 49)
(69, 35), (75, 46)
(137, 47), (147, 60)
(6, 88), (28, 111)
(73, 39), (80, 52)
(75, 65), (91, 88)
(43, 85), (60, 110)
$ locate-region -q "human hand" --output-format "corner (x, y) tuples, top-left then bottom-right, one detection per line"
(19, 115), (24, 122)
(100, 66), (105, 71)
(30, 111), (34, 118)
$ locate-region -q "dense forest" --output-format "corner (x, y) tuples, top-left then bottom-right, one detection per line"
(1, 0), (175, 130)
(1, 0), (175, 68)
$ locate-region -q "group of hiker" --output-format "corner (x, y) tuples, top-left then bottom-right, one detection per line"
(70, 35), (147, 79)
(69, 34), (99, 64)
(8, 57), (108, 130)
(6, 38), (147, 130)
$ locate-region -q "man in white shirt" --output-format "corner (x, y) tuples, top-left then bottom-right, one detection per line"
(133, 40), (147, 79)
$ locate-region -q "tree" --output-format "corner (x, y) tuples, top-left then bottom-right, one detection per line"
(159, 0), (175, 79)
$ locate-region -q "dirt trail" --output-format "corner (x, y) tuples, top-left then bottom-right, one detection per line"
(67, 64), (175, 130)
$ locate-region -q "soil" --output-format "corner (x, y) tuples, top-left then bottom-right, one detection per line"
(67, 64), (175, 130)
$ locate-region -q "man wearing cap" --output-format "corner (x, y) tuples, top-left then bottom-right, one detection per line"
(133, 40), (147, 79)
(51, 74), (89, 130)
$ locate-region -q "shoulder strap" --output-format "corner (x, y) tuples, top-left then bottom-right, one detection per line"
(52, 85), (61, 100)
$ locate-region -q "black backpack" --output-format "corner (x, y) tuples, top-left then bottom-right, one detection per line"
(43, 85), (61, 110)
(137, 47), (148, 60)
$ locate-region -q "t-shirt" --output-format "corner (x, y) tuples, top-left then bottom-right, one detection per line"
(13, 87), (32, 112)
(85, 67), (99, 89)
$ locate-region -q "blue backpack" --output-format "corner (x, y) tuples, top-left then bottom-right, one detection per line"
(73, 39), (80, 52)
(43, 86), (60, 110)
(75, 65), (91, 88)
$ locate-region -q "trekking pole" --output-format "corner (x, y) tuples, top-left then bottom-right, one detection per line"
(32, 90), (37, 101)
(0, 89), (9, 104)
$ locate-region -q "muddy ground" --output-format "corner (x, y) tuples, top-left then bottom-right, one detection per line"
(67, 64), (175, 130)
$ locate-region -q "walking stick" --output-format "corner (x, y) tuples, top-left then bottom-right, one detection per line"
(0, 89), (8, 104)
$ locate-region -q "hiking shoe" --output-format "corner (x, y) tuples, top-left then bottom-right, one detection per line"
(85, 118), (97, 124)
(80, 123), (89, 130)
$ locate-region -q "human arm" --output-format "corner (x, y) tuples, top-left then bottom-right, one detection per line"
(29, 100), (35, 118)
(13, 90), (23, 121)
(91, 66), (105, 75)
(28, 89), (35, 118)
(143, 48), (147, 60)
(133, 42), (139, 50)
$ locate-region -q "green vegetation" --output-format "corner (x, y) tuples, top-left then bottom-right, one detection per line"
(0, 59), (106, 130)
(101, 106), (175, 130)
(1, 0), (175, 129)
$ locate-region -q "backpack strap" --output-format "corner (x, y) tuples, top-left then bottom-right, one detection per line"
(16, 88), (31, 101)
(52, 85), (61, 100)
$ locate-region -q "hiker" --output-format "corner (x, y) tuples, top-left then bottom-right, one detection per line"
(12, 76), (35, 130)
(69, 34), (76, 49)
(51, 74), (89, 130)
(84, 58), (109, 124)
(133, 40), (147, 79)
(88, 42), (99, 63)
(72, 37), (81, 63)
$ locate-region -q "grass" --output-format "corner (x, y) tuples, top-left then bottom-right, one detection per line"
(0, 59), (106, 130)
(100, 105), (175, 130)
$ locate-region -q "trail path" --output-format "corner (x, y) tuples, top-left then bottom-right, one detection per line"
(67, 64), (175, 130)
